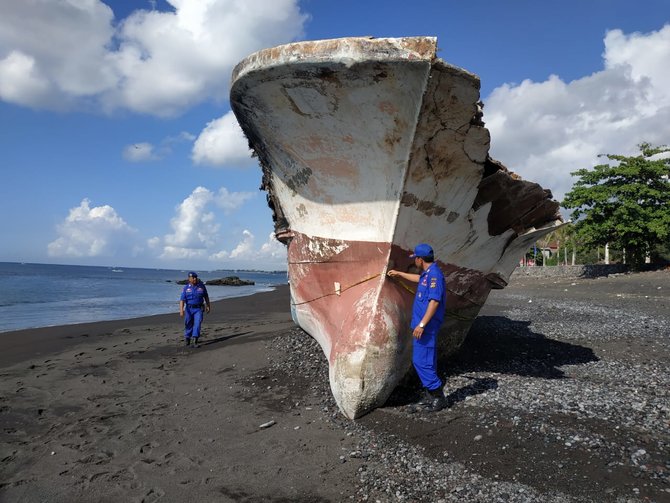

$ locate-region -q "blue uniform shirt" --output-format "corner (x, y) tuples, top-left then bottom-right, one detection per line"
(180, 281), (209, 306)
(411, 263), (446, 332)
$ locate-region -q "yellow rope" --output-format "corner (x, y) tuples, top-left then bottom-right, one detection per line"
(291, 269), (477, 322)
(387, 276), (474, 321)
(388, 276), (416, 295)
(290, 272), (383, 306)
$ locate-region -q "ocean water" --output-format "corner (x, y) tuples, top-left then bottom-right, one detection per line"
(0, 262), (287, 333)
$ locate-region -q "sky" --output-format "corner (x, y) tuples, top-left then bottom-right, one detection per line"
(1, 0), (668, 271)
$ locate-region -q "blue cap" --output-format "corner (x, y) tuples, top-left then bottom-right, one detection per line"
(410, 243), (434, 258)
(188, 271), (198, 278)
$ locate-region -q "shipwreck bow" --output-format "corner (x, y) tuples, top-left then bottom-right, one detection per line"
(230, 37), (562, 419)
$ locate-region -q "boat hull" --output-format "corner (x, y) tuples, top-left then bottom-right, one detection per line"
(230, 37), (562, 418)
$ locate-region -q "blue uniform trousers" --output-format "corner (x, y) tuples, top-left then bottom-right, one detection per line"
(412, 330), (442, 391)
(184, 305), (203, 340)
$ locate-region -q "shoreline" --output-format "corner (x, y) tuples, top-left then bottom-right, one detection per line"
(0, 260), (287, 337)
(0, 285), (281, 334)
(0, 285), (290, 368)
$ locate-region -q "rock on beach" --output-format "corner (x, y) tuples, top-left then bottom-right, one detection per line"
(175, 275), (255, 286)
(205, 276), (255, 286)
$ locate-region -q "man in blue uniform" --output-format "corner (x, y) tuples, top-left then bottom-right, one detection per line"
(179, 272), (210, 347)
(387, 243), (448, 412)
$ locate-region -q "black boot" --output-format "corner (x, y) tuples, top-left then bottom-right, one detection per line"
(184, 337), (191, 346)
(192, 337), (199, 348)
(416, 388), (433, 406)
(426, 388), (447, 412)
(407, 388), (434, 413)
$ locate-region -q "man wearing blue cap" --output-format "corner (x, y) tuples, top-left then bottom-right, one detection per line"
(387, 243), (448, 412)
(179, 272), (210, 347)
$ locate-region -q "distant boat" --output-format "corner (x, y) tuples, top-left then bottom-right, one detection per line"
(231, 36), (563, 418)
(111, 269), (124, 273)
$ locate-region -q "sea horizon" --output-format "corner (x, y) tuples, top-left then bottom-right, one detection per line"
(2, 260), (287, 274)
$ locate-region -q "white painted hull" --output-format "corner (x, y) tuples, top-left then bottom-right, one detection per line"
(230, 37), (562, 418)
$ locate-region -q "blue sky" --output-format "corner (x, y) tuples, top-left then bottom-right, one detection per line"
(1, 0), (668, 271)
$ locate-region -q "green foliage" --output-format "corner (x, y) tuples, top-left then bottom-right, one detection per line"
(651, 242), (670, 263)
(562, 143), (670, 268)
(524, 247), (543, 266)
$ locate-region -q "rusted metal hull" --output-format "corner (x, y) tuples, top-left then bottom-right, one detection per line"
(230, 37), (562, 418)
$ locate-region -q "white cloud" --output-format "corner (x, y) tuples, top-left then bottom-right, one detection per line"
(486, 24), (670, 205)
(160, 186), (218, 259)
(123, 132), (197, 162)
(229, 229), (255, 258)
(173, 131), (197, 143)
(258, 232), (288, 262)
(192, 111), (255, 166)
(47, 199), (139, 258)
(159, 185), (255, 259)
(123, 142), (159, 161)
(208, 230), (287, 268)
(0, 51), (51, 107)
(45, 191), (282, 268)
(603, 28), (670, 105)
(0, 0), (116, 108)
(209, 249), (229, 261)
(214, 186), (255, 214)
(0, 0), (307, 115)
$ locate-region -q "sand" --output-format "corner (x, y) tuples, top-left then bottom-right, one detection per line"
(1, 286), (357, 502)
(1, 273), (668, 502)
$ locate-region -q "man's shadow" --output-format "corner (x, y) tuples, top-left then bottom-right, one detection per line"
(386, 316), (599, 408)
(200, 331), (252, 347)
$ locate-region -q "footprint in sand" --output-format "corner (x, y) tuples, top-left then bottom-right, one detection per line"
(78, 423), (111, 437)
(0, 478), (36, 489)
(141, 487), (165, 502)
(107, 467), (137, 488)
(89, 471), (110, 482)
(1, 450), (18, 463)
(138, 441), (160, 455)
(74, 449), (115, 466)
(61, 442), (82, 451)
(126, 421), (142, 434)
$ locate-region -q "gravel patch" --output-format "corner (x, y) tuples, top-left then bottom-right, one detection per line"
(262, 270), (670, 502)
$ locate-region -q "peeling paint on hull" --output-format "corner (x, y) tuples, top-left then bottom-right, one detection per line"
(230, 37), (563, 419)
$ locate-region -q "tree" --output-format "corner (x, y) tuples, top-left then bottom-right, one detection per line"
(562, 143), (670, 268)
(535, 224), (577, 266)
(553, 224), (578, 265)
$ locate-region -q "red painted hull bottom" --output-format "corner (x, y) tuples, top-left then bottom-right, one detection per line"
(286, 233), (495, 419)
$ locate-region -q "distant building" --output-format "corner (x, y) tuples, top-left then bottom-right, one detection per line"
(541, 241), (559, 258)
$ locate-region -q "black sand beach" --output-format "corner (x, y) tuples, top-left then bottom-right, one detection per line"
(1, 272), (668, 502)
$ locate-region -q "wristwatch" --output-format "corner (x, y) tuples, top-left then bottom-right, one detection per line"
(419, 322), (425, 328)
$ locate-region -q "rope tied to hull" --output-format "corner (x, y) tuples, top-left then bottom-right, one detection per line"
(387, 276), (475, 322)
(290, 272), (383, 306)
(289, 270), (477, 322)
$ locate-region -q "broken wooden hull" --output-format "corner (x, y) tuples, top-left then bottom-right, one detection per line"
(230, 37), (562, 418)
